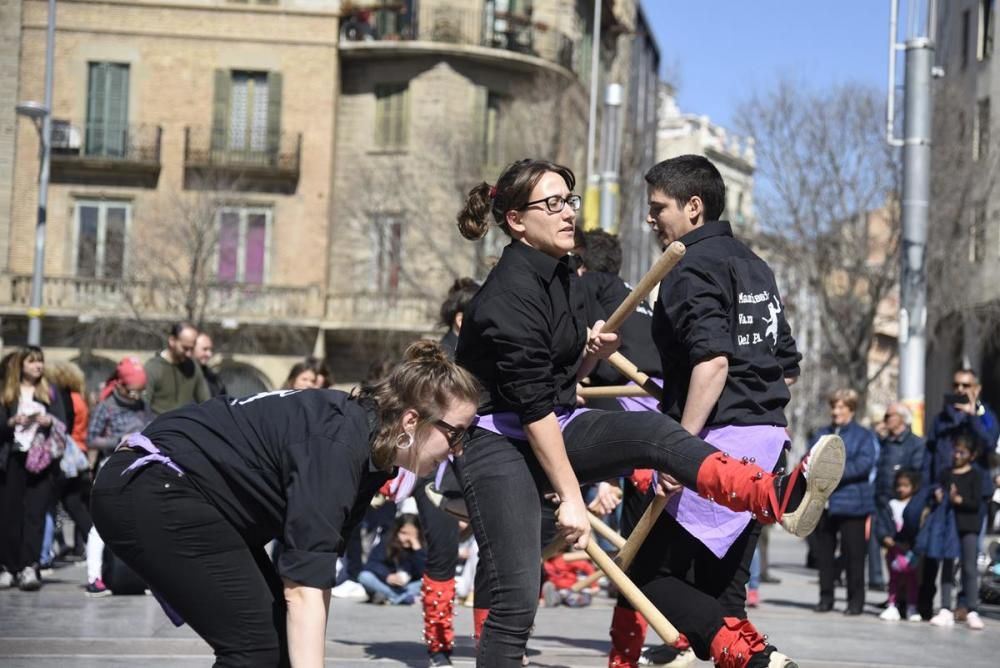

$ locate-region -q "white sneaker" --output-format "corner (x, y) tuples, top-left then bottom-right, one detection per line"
(906, 606), (922, 622)
(929, 608), (954, 627)
(18, 567), (41, 591)
(966, 611), (984, 630)
(879, 605), (901, 621)
(331, 579), (367, 600)
(0, 570), (13, 588)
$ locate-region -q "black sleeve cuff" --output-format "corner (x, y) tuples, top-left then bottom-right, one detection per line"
(277, 548), (338, 589)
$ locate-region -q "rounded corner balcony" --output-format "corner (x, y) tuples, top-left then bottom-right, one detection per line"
(339, 4), (578, 78)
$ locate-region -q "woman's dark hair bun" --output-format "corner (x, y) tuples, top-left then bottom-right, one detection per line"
(456, 182), (493, 241)
(403, 340), (450, 366)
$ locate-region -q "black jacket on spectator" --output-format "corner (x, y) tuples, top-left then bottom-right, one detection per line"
(652, 222), (800, 427)
(200, 364), (227, 398)
(457, 241), (586, 424)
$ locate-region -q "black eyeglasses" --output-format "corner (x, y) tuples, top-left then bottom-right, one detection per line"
(519, 194), (582, 214)
(433, 418), (467, 450)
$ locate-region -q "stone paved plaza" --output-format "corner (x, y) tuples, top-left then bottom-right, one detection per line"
(1, 530), (998, 667)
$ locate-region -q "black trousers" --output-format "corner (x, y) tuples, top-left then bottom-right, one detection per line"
(52, 470), (93, 553)
(0, 449), (55, 574)
(815, 512), (867, 611)
(456, 409), (716, 667)
(617, 450), (785, 660)
(414, 476), (460, 581)
(91, 451), (289, 667)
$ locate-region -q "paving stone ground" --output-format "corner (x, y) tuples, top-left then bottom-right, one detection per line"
(1, 529), (998, 667)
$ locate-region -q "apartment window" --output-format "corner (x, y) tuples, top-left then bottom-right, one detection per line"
(371, 215), (404, 292)
(211, 70), (283, 155)
(484, 92), (506, 167)
(974, 97), (990, 161)
(374, 84), (409, 149)
(217, 207), (270, 284)
(971, 203), (988, 262)
(979, 0), (995, 61)
(74, 200), (129, 279)
(86, 62), (129, 157)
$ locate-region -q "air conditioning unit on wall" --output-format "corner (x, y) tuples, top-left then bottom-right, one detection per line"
(51, 120), (81, 153)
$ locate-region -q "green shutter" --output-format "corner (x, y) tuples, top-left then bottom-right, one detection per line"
(105, 64), (129, 157)
(472, 86), (488, 164)
(211, 69), (231, 152)
(266, 71), (283, 160)
(86, 63), (107, 155)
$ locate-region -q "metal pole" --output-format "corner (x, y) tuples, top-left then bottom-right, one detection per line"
(598, 83), (622, 232)
(27, 0), (56, 346)
(897, 26), (934, 435)
(584, 0), (602, 189)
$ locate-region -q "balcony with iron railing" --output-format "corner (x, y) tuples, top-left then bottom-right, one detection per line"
(50, 121), (162, 187)
(183, 126), (302, 193)
(0, 274), (440, 332)
(340, 3), (576, 74)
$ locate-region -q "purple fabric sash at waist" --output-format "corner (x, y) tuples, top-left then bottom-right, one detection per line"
(663, 424), (787, 558)
(473, 407), (590, 441)
(616, 377), (663, 413)
(118, 432), (184, 477)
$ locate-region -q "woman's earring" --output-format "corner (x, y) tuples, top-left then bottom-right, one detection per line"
(395, 431), (414, 450)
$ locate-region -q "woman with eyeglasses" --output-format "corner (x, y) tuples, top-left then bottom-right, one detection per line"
(453, 158), (845, 667)
(90, 341), (480, 667)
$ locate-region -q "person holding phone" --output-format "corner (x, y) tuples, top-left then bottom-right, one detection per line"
(923, 368), (999, 621)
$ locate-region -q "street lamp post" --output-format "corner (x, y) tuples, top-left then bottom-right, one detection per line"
(15, 0), (56, 347)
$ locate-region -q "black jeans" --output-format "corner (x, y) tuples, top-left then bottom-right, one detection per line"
(91, 451), (289, 667)
(0, 449), (55, 574)
(456, 409), (715, 667)
(815, 512), (866, 611)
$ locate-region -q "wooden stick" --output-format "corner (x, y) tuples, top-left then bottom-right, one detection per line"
(578, 385), (651, 399)
(570, 568), (604, 592)
(603, 242), (685, 334)
(614, 495), (668, 571)
(540, 536), (567, 561)
(588, 513), (626, 550)
(607, 352), (663, 401)
(562, 550), (590, 563)
(585, 540), (679, 644)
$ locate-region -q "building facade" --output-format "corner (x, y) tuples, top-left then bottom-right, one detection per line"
(929, 0), (1000, 410)
(2, 0), (653, 389)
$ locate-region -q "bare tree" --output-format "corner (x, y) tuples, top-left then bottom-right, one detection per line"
(736, 80), (902, 437)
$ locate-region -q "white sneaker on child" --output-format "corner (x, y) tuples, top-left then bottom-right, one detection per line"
(929, 608), (954, 627)
(331, 580), (367, 600)
(906, 606), (922, 622)
(966, 611), (984, 630)
(878, 605), (901, 621)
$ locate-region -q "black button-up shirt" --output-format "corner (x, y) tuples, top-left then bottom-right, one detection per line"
(457, 241), (586, 425)
(143, 389), (391, 589)
(652, 222), (801, 427)
(576, 270), (662, 385)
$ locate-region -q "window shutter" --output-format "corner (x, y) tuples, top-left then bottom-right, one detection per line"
(105, 64), (129, 157)
(211, 69), (231, 152)
(86, 63), (107, 155)
(266, 71), (283, 162)
(397, 85), (410, 147)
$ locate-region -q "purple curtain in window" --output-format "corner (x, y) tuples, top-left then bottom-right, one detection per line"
(244, 214), (266, 284)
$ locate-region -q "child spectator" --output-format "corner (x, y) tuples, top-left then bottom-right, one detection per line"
(540, 553), (597, 608)
(878, 469), (921, 622)
(920, 434), (983, 631)
(358, 514), (426, 605)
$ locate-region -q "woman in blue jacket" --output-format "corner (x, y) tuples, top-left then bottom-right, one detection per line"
(811, 389), (879, 615)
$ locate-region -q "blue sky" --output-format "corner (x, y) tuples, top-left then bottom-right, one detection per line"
(642, 1), (892, 129)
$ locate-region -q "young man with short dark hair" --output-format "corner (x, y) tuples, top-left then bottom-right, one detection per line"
(614, 154), (805, 668)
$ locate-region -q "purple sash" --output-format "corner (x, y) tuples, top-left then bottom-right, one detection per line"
(474, 407), (590, 440)
(119, 433), (184, 477)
